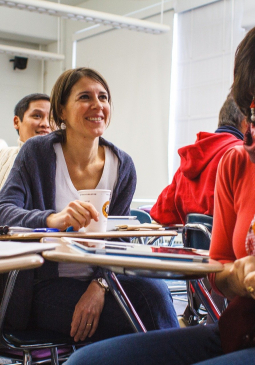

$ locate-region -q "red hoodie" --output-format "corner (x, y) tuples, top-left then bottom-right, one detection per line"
(150, 132), (243, 225)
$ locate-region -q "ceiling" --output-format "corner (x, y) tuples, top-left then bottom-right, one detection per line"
(44, 0), (87, 5)
(0, 0), (165, 45)
(46, 0), (151, 4)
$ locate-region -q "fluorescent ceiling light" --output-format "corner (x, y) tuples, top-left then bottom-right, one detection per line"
(0, 44), (65, 61)
(0, 0), (170, 34)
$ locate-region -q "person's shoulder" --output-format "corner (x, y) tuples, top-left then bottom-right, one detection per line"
(0, 145), (19, 159)
(219, 145), (248, 173)
(99, 137), (133, 162)
(222, 144), (246, 160)
(15, 131), (61, 165)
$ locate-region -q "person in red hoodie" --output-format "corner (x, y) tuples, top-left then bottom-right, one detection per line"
(150, 94), (247, 225)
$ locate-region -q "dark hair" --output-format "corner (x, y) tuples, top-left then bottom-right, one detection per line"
(231, 27), (255, 121)
(14, 93), (50, 121)
(50, 67), (112, 131)
(218, 93), (245, 130)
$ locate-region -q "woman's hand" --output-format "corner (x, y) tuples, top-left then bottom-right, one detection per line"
(70, 281), (106, 342)
(46, 200), (99, 231)
(215, 256), (255, 300)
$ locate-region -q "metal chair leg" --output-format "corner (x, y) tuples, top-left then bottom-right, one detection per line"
(50, 347), (59, 365)
(190, 279), (221, 322)
(103, 269), (147, 333)
(23, 350), (32, 365)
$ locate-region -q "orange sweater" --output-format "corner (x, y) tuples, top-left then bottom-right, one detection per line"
(209, 145), (255, 290)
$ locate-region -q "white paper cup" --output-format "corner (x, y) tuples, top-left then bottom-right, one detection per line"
(78, 189), (111, 232)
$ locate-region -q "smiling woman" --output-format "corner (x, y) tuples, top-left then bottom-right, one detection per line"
(0, 67), (179, 344)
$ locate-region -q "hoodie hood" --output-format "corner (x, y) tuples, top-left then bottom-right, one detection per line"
(179, 131), (242, 180)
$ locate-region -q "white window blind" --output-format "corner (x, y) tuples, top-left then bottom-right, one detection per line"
(169, 0), (245, 178)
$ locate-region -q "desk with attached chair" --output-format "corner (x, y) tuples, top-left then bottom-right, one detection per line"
(42, 238), (223, 333)
(0, 248), (80, 365)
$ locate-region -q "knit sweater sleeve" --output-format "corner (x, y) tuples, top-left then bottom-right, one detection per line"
(0, 138), (56, 228)
(0, 166), (55, 228)
(0, 147), (20, 190)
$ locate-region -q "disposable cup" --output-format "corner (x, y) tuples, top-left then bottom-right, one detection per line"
(78, 189), (111, 232)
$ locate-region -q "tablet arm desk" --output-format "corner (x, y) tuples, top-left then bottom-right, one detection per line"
(43, 243), (223, 334)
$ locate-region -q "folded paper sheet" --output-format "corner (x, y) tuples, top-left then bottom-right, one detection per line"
(115, 223), (164, 231)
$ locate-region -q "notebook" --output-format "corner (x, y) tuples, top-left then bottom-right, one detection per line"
(62, 237), (209, 263)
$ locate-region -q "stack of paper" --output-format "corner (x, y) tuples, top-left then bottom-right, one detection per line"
(0, 241), (58, 258)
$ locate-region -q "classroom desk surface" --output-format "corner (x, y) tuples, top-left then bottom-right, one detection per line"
(0, 230), (177, 241)
(0, 254), (44, 274)
(42, 241), (223, 280)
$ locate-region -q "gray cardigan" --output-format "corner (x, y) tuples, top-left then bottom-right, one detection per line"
(0, 131), (136, 227)
(0, 131), (136, 329)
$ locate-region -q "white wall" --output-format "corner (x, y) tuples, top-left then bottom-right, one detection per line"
(242, 0), (255, 30)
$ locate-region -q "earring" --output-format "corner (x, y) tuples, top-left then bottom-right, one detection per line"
(60, 122), (66, 130)
(250, 97), (255, 122)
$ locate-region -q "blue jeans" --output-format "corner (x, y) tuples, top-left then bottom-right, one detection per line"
(195, 347), (255, 365)
(65, 324), (223, 365)
(31, 275), (179, 342)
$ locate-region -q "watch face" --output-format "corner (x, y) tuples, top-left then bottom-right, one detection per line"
(100, 278), (108, 287)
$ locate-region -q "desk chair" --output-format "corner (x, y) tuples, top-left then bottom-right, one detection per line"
(130, 209), (152, 245)
(130, 208), (173, 246)
(137, 205), (152, 215)
(0, 270), (80, 365)
(131, 209), (186, 308)
(182, 213), (225, 325)
(130, 209), (152, 224)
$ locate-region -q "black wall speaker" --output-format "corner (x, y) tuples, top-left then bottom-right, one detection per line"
(10, 56), (28, 70)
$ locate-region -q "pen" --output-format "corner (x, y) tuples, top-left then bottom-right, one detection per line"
(33, 228), (60, 232)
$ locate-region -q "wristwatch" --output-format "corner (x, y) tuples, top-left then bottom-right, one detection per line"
(92, 278), (109, 293)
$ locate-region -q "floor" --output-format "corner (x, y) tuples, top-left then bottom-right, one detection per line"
(166, 279), (188, 316)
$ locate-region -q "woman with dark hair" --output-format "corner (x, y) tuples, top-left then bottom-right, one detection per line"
(0, 67), (179, 342)
(65, 27), (255, 365)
